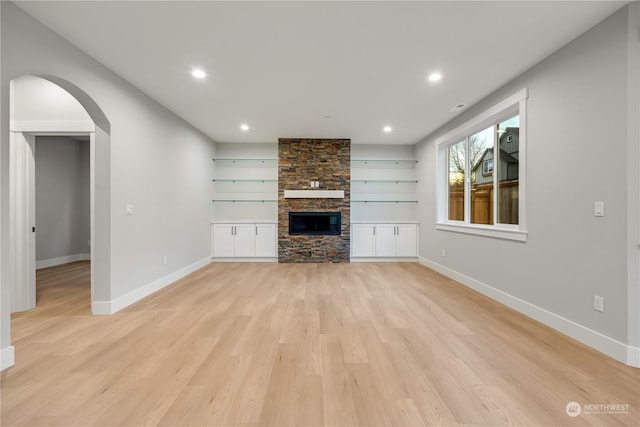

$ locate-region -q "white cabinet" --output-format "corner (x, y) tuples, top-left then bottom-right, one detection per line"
(212, 224), (235, 257)
(374, 224), (397, 257)
(233, 224), (255, 257)
(352, 224), (376, 257)
(211, 223), (276, 259)
(254, 224), (277, 257)
(351, 223), (418, 259)
(395, 224), (418, 257)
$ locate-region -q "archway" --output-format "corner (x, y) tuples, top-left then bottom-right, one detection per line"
(9, 75), (111, 314)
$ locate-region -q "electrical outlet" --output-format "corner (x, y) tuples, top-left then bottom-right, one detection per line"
(163, 255), (167, 265)
(125, 204), (134, 215)
(594, 295), (604, 312)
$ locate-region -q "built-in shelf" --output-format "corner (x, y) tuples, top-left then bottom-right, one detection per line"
(213, 179), (277, 183)
(351, 179), (418, 184)
(212, 158), (277, 164)
(212, 199), (277, 203)
(351, 200), (418, 204)
(351, 159), (418, 168)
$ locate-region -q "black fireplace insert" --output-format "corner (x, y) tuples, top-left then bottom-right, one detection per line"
(289, 212), (341, 235)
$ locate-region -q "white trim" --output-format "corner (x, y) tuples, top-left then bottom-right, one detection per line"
(89, 132), (96, 316)
(350, 257), (418, 263)
(36, 253), (91, 270)
(10, 120), (95, 133)
(91, 256), (211, 315)
(628, 346), (640, 368)
(418, 256), (640, 368)
(90, 301), (112, 316)
(435, 223), (527, 242)
(9, 132), (37, 313)
(284, 190), (345, 199)
(436, 88), (528, 146)
(1, 346), (16, 371)
(517, 98), (528, 229)
(351, 221), (420, 224)
(435, 88), (528, 237)
(211, 257), (278, 262)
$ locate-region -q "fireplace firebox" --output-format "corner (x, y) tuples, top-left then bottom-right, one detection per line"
(288, 212), (341, 235)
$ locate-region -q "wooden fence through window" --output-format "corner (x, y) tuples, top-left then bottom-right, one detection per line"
(448, 180), (518, 224)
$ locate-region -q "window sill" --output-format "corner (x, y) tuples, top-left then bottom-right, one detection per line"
(435, 222), (527, 242)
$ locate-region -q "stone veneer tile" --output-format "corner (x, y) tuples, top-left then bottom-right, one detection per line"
(278, 139), (350, 263)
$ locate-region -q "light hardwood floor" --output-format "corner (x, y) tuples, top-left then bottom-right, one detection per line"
(1, 261), (638, 426)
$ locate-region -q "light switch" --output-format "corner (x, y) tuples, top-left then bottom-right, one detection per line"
(125, 204), (134, 215)
(594, 201), (604, 217)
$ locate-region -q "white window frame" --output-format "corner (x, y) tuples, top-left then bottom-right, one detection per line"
(435, 88), (528, 242)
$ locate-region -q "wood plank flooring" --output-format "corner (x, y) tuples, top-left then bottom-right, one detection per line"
(1, 261), (638, 426)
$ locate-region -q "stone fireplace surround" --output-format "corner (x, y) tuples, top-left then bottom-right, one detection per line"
(278, 138), (350, 263)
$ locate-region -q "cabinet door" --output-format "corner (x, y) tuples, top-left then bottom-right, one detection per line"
(375, 224), (397, 257)
(395, 224), (418, 257)
(212, 224), (235, 257)
(255, 224), (277, 257)
(351, 224), (376, 257)
(233, 224), (255, 257)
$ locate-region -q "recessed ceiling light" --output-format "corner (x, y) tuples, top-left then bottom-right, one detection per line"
(428, 73), (442, 82)
(191, 69), (206, 79)
(240, 124), (250, 131)
(383, 126), (392, 133)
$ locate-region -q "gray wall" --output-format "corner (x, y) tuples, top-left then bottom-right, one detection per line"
(35, 136), (90, 262)
(416, 4), (639, 353)
(1, 2), (216, 354)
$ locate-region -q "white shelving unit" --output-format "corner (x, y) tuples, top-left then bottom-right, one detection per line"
(350, 145), (420, 261)
(212, 157), (278, 221)
(350, 158), (419, 222)
(211, 151), (279, 262)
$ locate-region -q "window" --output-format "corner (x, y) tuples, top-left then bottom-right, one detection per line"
(448, 140), (465, 221)
(482, 159), (494, 176)
(436, 89), (527, 241)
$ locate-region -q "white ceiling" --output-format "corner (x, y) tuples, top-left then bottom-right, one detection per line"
(16, 1), (626, 145)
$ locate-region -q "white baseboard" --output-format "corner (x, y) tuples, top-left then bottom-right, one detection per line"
(90, 301), (112, 315)
(628, 346), (640, 368)
(211, 257), (278, 263)
(418, 256), (640, 368)
(36, 253), (91, 270)
(350, 257), (418, 263)
(1, 346), (15, 371)
(91, 256), (211, 315)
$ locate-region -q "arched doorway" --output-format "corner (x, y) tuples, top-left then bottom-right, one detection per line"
(9, 75), (111, 314)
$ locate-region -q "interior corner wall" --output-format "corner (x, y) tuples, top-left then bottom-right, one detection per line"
(1, 1), (216, 362)
(625, 0), (640, 359)
(35, 136), (90, 264)
(0, 0), (9, 359)
(415, 6), (636, 363)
